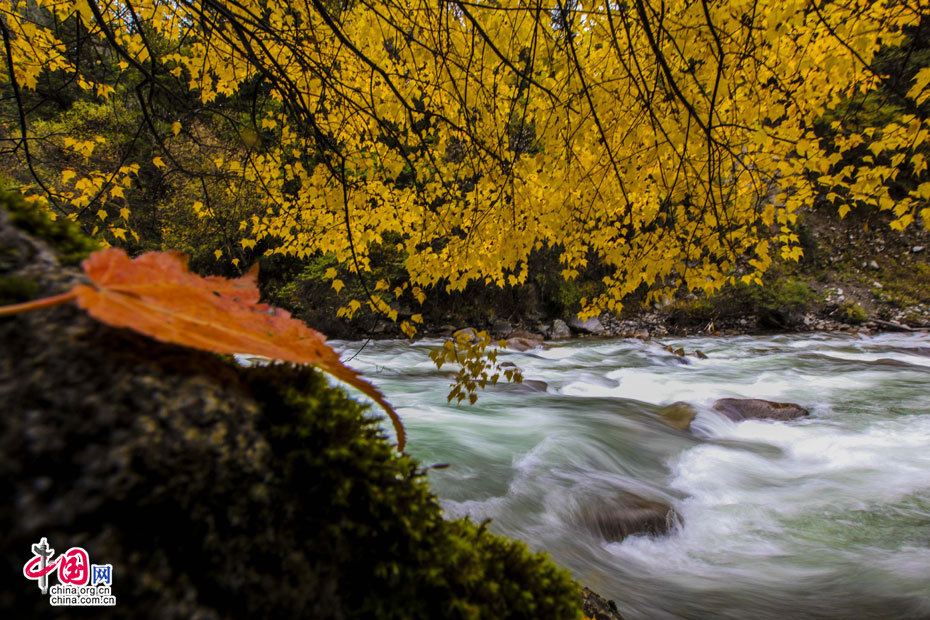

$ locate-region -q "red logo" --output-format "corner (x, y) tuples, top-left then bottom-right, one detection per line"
(58, 548), (89, 585)
(23, 540), (91, 590)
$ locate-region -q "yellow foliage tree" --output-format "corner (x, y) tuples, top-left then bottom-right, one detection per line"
(1, 0), (928, 327)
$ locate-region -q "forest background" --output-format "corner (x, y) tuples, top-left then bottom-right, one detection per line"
(2, 0), (929, 352)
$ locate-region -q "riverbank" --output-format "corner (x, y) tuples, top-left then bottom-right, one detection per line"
(354, 301), (930, 349)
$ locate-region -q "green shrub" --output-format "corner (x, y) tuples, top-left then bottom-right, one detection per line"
(666, 276), (816, 328)
(840, 301), (868, 324)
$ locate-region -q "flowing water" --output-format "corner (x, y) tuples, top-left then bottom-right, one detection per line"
(337, 333), (930, 619)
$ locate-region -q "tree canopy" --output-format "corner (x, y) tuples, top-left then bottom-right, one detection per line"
(2, 0), (929, 337)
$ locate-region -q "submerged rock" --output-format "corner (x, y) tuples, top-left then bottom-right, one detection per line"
(495, 378), (548, 393)
(505, 336), (544, 351)
(581, 492), (679, 542)
(659, 402), (698, 431)
(712, 398), (809, 421)
(582, 586), (625, 620)
(522, 379), (549, 392)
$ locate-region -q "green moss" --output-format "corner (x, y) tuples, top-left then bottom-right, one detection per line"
(0, 275), (40, 305)
(879, 262), (930, 308)
(246, 365), (582, 619)
(0, 184), (98, 265)
(841, 301), (868, 324)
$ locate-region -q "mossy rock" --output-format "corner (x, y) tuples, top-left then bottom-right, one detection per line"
(0, 183), (97, 266)
(0, 189), (581, 619)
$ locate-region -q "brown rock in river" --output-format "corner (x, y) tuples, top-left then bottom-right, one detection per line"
(582, 586), (625, 620)
(505, 336), (544, 351)
(712, 398), (809, 421)
(581, 492), (679, 542)
(659, 402), (698, 431)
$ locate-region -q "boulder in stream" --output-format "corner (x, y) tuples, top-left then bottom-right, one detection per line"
(712, 398), (809, 421)
(505, 336), (545, 351)
(548, 319), (572, 340)
(581, 492), (679, 542)
(659, 402), (698, 431)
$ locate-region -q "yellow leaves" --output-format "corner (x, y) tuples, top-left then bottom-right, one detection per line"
(878, 195), (895, 212)
(907, 67), (930, 106)
(119, 207), (131, 221)
(96, 209), (108, 221)
(332, 279), (345, 293)
(782, 246), (804, 263)
(336, 298), (362, 319)
(400, 321), (416, 339)
(891, 211), (915, 231)
(61, 170), (76, 185)
(152, 156), (166, 169)
(96, 83), (115, 100)
(913, 154), (928, 177)
(63, 137), (96, 159)
(171, 121), (182, 136)
(214, 249), (223, 260)
(916, 183), (930, 201)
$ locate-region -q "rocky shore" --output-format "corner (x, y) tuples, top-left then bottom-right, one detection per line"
(409, 305), (929, 348)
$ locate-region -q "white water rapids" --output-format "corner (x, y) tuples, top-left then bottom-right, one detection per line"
(337, 332), (930, 619)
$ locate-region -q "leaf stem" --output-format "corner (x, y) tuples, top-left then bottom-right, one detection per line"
(0, 290), (78, 317)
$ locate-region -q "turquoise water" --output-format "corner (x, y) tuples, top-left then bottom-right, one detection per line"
(335, 333), (930, 619)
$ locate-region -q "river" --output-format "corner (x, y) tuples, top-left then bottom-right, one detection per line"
(337, 332), (930, 619)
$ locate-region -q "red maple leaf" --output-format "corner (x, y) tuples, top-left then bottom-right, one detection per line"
(0, 249), (405, 450)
